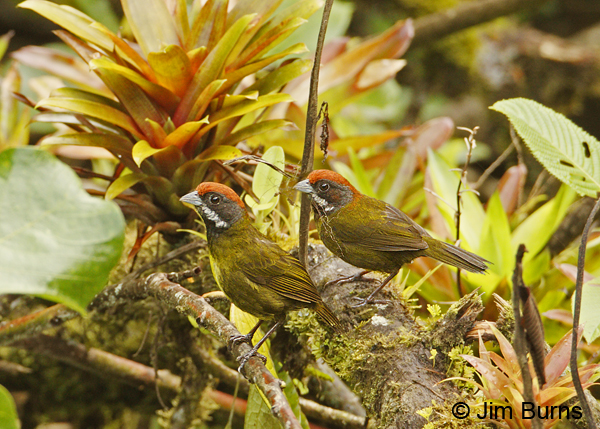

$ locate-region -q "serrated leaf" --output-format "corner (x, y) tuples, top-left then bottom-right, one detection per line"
(491, 98), (600, 197)
(0, 385), (19, 429)
(0, 148), (125, 313)
(196, 145), (242, 161)
(245, 385), (280, 429)
(121, 0), (180, 58)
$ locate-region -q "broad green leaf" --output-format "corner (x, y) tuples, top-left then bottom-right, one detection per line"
(229, 304), (276, 374)
(427, 150), (485, 251)
(121, 0), (180, 58)
(242, 57), (312, 96)
(0, 385), (19, 429)
(175, 14), (257, 123)
(18, 0), (114, 51)
(252, 146), (285, 203)
(196, 145), (242, 161)
(278, 366), (311, 429)
(105, 172), (147, 200)
(347, 148), (375, 197)
(0, 148), (125, 313)
(511, 184), (576, 258)
(479, 192), (512, 279)
(245, 385), (280, 429)
(36, 97), (144, 140)
(491, 98), (600, 197)
(577, 278), (600, 343)
(147, 45), (193, 97)
(90, 57), (179, 112)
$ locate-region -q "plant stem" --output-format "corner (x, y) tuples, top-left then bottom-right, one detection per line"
(298, 0), (334, 266)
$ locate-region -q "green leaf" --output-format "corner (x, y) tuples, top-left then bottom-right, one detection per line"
(245, 385), (280, 429)
(163, 118), (210, 149)
(220, 120), (296, 147)
(0, 32), (13, 62)
(0, 385), (19, 429)
(147, 45), (193, 97)
(121, 0), (180, 58)
(252, 146), (285, 203)
(18, 0), (114, 51)
(196, 145), (242, 161)
(0, 148), (125, 313)
(132, 140), (163, 167)
(242, 57), (311, 96)
(491, 98), (600, 198)
(576, 278), (600, 343)
(347, 147), (375, 197)
(105, 172), (147, 200)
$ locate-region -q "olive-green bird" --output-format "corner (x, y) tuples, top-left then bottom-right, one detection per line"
(180, 182), (341, 368)
(294, 170), (489, 305)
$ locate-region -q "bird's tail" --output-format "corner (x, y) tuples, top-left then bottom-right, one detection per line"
(315, 302), (344, 333)
(427, 240), (489, 273)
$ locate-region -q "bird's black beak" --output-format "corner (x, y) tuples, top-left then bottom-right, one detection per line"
(293, 179), (313, 194)
(180, 191), (203, 207)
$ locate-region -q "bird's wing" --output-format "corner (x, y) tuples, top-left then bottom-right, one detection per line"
(335, 200), (429, 252)
(241, 238), (321, 304)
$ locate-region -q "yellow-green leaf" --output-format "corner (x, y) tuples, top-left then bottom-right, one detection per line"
(105, 172), (147, 200)
(132, 140), (162, 167)
(220, 120), (296, 147)
(148, 44), (193, 97)
(121, 0), (180, 58)
(163, 117), (210, 149)
(253, 146), (284, 203)
(196, 145), (242, 161)
(18, 0), (114, 51)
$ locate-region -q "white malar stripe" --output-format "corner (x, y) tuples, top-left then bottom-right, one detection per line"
(312, 194), (335, 213)
(200, 205), (229, 228)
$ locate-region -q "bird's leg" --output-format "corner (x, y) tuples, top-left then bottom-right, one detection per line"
(237, 320), (284, 373)
(324, 269), (375, 288)
(352, 269), (400, 307)
(230, 320), (263, 348)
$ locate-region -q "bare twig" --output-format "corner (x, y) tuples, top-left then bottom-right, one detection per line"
(298, 0), (335, 266)
(411, 0), (550, 48)
(511, 244), (542, 429)
(223, 155), (294, 179)
(570, 197), (600, 429)
(454, 126), (478, 296)
(89, 273), (302, 429)
(0, 304), (78, 346)
(472, 143), (514, 190)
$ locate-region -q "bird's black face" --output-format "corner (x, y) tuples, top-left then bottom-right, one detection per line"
(180, 190), (245, 230)
(295, 179), (353, 216)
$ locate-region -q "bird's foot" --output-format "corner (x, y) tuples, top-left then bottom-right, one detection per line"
(236, 350), (267, 373)
(230, 332), (254, 348)
(325, 270), (375, 288)
(350, 296), (390, 308)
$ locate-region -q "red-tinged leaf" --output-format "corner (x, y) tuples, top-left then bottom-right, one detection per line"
(187, 0), (228, 51)
(52, 29), (105, 65)
(194, 93), (292, 141)
(488, 324), (520, 376)
(163, 118), (209, 149)
(94, 67), (169, 141)
(152, 145), (186, 178)
(49, 87), (123, 110)
(145, 119), (167, 147)
(148, 45), (193, 97)
(538, 386), (578, 407)
(171, 159), (208, 195)
(89, 22), (156, 80)
(355, 59), (406, 90)
(544, 327), (583, 385)
(18, 0), (114, 51)
(185, 79), (226, 124)
(11, 46), (106, 93)
(90, 57), (180, 113)
(220, 120), (296, 146)
(121, 0), (180, 58)
(219, 44), (308, 96)
(175, 14), (257, 124)
(329, 129), (410, 155)
(461, 355), (508, 399)
(227, 17), (306, 71)
(106, 172), (147, 200)
(288, 19), (414, 105)
(36, 97), (144, 140)
(556, 263), (595, 284)
(488, 351), (515, 378)
(172, 0), (189, 45)
(541, 309), (573, 325)
(226, 0), (282, 34)
(498, 164), (527, 215)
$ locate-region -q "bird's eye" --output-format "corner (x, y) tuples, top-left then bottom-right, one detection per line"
(209, 194), (221, 205)
(318, 182), (330, 192)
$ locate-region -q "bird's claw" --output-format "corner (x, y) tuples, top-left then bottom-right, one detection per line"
(236, 350), (267, 373)
(230, 333), (254, 347)
(350, 296), (390, 308)
(325, 270), (375, 288)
